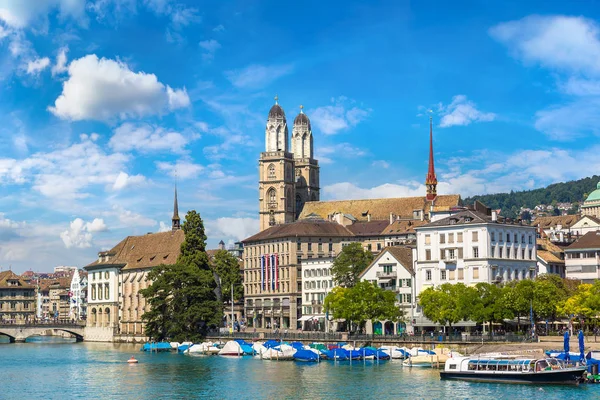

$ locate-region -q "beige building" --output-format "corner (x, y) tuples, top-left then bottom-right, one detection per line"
(565, 231), (600, 284)
(0, 271), (36, 324)
(84, 189), (184, 342)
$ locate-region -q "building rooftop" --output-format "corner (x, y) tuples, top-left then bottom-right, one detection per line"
(531, 215), (580, 229)
(299, 194), (461, 222)
(566, 231), (600, 251)
(345, 220), (390, 236)
(0, 270), (34, 289)
(243, 219), (354, 243)
(381, 219), (427, 235)
(85, 230), (185, 271)
(359, 246), (414, 277)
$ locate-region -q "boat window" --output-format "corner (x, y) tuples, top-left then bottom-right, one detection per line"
(449, 364), (457, 370)
(468, 362), (477, 371)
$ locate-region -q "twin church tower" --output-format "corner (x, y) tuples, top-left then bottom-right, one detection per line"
(259, 97), (320, 231)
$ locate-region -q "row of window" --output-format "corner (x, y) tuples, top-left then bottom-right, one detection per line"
(0, 291), (33, 298)
(91, 284), (110, 301)
(244, 268), (290, 283)
(567, 251), (600, 259)
(303, 268), (331, 278)
(246, 298), (291, 307)
(0, 301), (31, 310)
(91, 271), (110, 281)
(423, 246), (534, 261)
(304, 280), (333, 290)
(491, 246), (534, 260)
(426, 232), (534, 245)
(491, 232), (533, 244)
(424, 267), (534, 282)
(299, 241), (334, 252)
(245, 282), (291, 295)
(305, 292), (326, 303)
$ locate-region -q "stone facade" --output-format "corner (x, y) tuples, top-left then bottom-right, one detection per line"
(0, 271), (36, 324)
(259, 100), (320, 231)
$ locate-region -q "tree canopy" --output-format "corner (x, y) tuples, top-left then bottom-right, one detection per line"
(330, 243), (374, 288)
(140, 210), (222, 342)
(324, 281), (402, 331)
(211, 249), (243, 303)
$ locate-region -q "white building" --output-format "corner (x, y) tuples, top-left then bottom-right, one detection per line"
(299, 258), (334, 331)
(84, 255), (121, 342)
(359, 246), (415, 335)
(565, 231), (600, 284)
(69, 269), (87, 321)
(415, 208), (538, 296)
(570, 216), (600, 236)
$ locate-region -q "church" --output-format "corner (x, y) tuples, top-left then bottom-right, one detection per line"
(258, 97), (320, 231)
(243, 99), (462, 331)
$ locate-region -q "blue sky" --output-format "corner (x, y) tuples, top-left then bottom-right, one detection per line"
(1, 0), (600, 273)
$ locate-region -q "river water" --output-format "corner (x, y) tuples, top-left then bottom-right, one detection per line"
(1, 337), (599, 399)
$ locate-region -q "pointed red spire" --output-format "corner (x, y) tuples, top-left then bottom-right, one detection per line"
(425, 116), (438, 201)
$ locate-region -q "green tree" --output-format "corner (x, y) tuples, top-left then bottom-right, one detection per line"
(330, 243), (374, 288)
(470, 283), (510, 327)
(211, 249), (243, 304)
(324, 281), (402, 332)
(141, 210), (221, 342)
(418, 283), (473, 331)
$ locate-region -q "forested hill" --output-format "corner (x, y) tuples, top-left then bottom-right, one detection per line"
(464, 175), (600, 217)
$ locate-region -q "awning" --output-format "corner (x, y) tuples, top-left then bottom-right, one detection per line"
(298, 316), (312, 322)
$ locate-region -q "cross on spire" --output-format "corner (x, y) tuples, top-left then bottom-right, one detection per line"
(274, 94), (279, 105)
(299, 105), (304, 114)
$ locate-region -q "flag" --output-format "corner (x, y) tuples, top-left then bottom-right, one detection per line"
(265, 254), (270, 290)
(260, 255), (265, 291)
(275, 254), (279, 290)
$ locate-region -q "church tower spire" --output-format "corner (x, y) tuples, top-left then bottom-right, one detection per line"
(425, 116), (438, 202)
(172, 185), (181, 231)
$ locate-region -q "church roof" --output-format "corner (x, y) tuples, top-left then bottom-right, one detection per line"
(243, 219), (354, 243)
(268, 104), (285, 119)
(531, 215), (580, 229)
(345, 220), (390, 236)
(85, 230), (185, 271)
(584, 182), (600, 203)
(293, 112), (311, 128)
(298, 195), (461, 222)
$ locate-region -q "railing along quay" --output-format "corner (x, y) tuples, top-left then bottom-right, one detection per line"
(206, 331), (533, 344)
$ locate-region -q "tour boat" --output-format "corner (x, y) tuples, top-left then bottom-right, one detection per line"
(440, 356), (586, 384)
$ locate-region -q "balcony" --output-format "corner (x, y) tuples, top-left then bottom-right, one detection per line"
(376, 271), (397, 279)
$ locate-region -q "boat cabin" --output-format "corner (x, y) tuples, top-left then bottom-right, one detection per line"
(445, 357), (565, 373)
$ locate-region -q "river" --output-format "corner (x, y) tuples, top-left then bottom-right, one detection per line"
(1, 337), (599, 399)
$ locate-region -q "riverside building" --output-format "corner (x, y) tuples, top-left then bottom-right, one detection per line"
(0, 270), (36, 323)
(244, 102), (462, 330)
(565, 231), (600, 283)
(84, 189), (184, 342)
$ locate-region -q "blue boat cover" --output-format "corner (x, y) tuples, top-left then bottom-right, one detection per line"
(234, 339), (251, 346)
(290, 342), (305, 350)
(294, 349), (319, 362)
(240, 344), (254, 355)
(177, 344), (191, 353)
(579, 330), (585, 361)
(322, 349), (348, 360)
(141, 342), (172, 351)
(263, 340), (281, 349)
(564, 331), (570, 361)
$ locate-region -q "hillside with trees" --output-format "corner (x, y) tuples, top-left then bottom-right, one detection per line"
(464, 175), (599, 219)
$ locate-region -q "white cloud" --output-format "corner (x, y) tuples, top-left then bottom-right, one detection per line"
(25, 57), (50, 75)
(112, 171), (146, 190)
(225, 64), (293, 89)
(316, 143), (366, 164)
(109, 122), (190, 153)
(0, 134), (140, 200)
(0, 0), (86, 29)
(490, 15), (600, 75)
(323, 181), (424, 201)
(438, 95), (496, 128)
(60, 217), (106, 248)
(309, 97), (370, 135)
(213, 24), (225, 32)
(372, 160), (390, 169)
(158, 221), (170, 232)
(206, 217), (259, 241)
(49, 54), (190, 121)
(199, 39), (221, 61)
(116, 207), (156, 227)
(156, 160), (203, 179)
(51, 46), (68, 76)
(491, 15), (600, 140)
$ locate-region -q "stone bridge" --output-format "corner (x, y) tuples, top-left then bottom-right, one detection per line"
(0, 322), (86, 342)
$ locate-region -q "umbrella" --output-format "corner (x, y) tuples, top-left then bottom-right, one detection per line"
(564, 331), (570, 361)
(579, 330), (585, 362)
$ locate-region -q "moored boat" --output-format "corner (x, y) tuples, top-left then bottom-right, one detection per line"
(403, 353), (447, 368)
(440, 356), (586, 384)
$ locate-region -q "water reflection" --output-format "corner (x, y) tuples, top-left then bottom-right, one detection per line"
(0, 343), (599, 399)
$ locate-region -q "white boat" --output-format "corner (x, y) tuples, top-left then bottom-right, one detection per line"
(403, 353), (448, 368)
(187, 342), (218, 354)
(409, 347), (436, 357)
(260, 344), (296, 360)
(169, 342), (180, 350)
(380, 346), (409, 359)
(441, 356), (586, 384)
(218, 341), (243, 356)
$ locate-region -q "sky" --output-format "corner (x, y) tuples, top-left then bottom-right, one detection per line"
(1, 0), (600, 273)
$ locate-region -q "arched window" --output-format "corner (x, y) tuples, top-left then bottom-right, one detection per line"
(267, 188), (277, 209)
(267, 164), (276, 179)
(105, 284), (109, 300)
